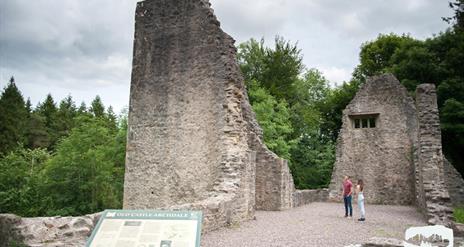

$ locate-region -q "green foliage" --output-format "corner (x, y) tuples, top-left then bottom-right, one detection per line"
(0, 77), (28, 154)
(319, 79), (361, 142)
(289, 69), (331, 138)
(290, 135), (335, 189)
(9, 241), (28, 247)
(0, 77), (127, 217)
(238, 37), (304, 100)
(454, 207), (464, 223)
(90, 96), (105, 118)
(42, 116), (125, 216)
(78, 101), (89, 115)
(443, 0), (464, 30)
(238, 38), (266, 84)
(0, 114), (127, 217)
(238, 38), (335, 189)
(26, 112), (50, 149)
(35, 94), (59, 150)
(0, 147), (50, 216)
(25, 98), (32, 113)
(441, 98), (464, 174)
(354, 34), (419, 81)
(262, 37), (304, 99)
(36, 94), (58, 129)
(390, 43), (442, 92)
(248, 81), (294, 159)
(56, 95), (77, 137)
(106, 106), (118, 131)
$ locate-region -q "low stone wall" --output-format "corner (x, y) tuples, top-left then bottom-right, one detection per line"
(0, 190), (324, 247)
(255, 146), (295, 211)
(0, 214), (23, 246)
(293, 189), (329, 207)
(0, 213), (100, 247)
(361, 237), (403, 247)
(454, 223), (464, 237)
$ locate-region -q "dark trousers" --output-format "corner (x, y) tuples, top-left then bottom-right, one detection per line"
(344, 195), (353, 216)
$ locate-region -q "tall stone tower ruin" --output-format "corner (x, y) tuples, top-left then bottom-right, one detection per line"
(123, 0), (295, 232)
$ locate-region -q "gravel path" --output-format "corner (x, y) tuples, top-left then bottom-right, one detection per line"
(201, 202), (426, 247)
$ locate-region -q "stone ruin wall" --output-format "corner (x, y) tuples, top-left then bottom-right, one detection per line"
(124, 0), (256, 231)
(293, 189), (329, 207)
(241, 85), (296, 211)
(5, 0), (463, 246)
(415, 84), (453, 225)
(123, 0), (296, 232)
(444, 158), (464, 206)
(329, 74), (464, 226)
(0, 1), (326, 245)
(329, 74), (417, 205)
(249, 130), (295, 210)
(0, 213), (100, 247)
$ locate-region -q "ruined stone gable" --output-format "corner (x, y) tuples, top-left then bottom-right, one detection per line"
(329, 73), (464, 226)
(123, 0), (294, 232)
(329, 74), (418, 205)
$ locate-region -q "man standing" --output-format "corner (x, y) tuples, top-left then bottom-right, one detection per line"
(342, 176), (353, 218)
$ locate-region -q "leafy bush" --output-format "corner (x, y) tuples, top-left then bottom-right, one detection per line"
(454, 207), (464, 223)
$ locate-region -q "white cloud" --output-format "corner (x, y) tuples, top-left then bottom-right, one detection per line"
(0, 0), (454, 112)
(340, 12), (365, 35)
(319, 67), (353, 86)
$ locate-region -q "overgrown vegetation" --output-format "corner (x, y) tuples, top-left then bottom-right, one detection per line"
(454, 207), (464, 223)
(238, 0), (464, 188)
(0, 79), (126, 216)
(0, 0), (462, 216)
(238, 38), (339, 189)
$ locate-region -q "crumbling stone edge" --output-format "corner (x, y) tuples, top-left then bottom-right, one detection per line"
(0, 213), (101, 247)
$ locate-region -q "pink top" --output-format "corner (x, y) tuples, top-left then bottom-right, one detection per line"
(343, 180), (352, 196)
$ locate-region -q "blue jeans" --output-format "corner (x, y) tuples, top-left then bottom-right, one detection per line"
(344, 195), (352, 216)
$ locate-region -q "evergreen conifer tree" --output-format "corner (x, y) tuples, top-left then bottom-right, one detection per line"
(0, 77), (28, 154)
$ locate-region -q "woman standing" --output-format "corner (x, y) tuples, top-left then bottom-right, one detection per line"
(356, 180), (365, 221)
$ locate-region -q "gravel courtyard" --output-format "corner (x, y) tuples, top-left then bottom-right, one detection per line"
(201, 202), (426, 247)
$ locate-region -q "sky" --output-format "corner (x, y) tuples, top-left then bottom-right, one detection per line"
(0, 0), (454, 113)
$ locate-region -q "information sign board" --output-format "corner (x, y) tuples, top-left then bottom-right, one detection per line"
(86, 210), (203, 247)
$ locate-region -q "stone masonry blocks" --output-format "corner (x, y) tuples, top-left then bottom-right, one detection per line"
(329, 74), (463, 226)
(415, 84), (453, 225)
(329, 74), (417, 205)
(123, 0), (295, 232)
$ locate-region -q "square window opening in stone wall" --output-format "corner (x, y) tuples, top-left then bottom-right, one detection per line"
(369, 118), (376, 128)
(350, 113), (379, 129)
(362, 119), (368, 128)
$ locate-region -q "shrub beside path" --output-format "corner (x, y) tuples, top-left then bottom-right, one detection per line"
(201, 202), (426, 247)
